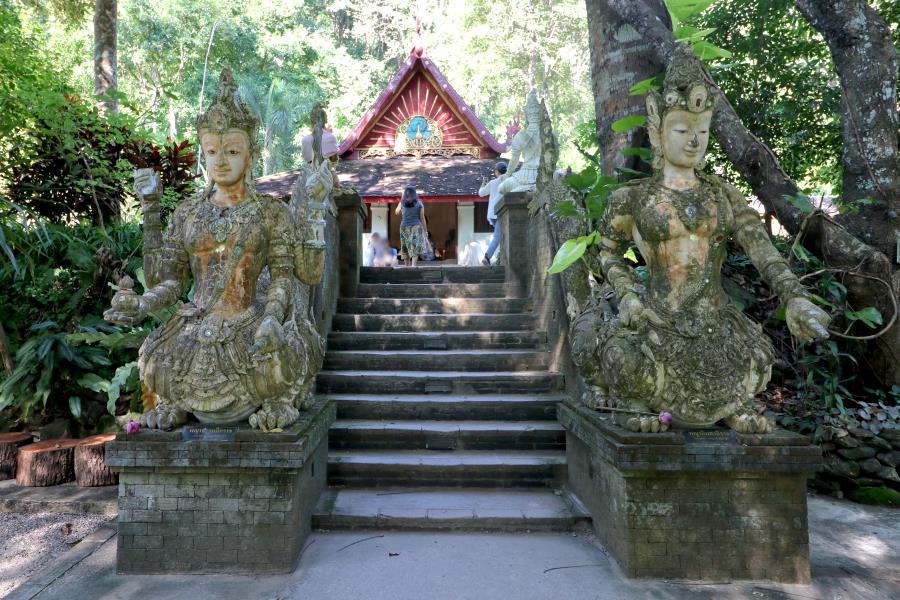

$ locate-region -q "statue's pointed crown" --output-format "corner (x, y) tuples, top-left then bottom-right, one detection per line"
(651, 43), (716, 117)
(524, 90), (541, 122)
(196, 68), (261, 149)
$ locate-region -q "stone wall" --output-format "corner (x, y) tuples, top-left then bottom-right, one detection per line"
(106, 399), (335, 574)
(561, 401), (820, 582)
(814, 426), (900, 496)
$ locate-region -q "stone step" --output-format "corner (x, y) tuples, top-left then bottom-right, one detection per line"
(356, 283), (509, 298)
(360, 266), (505, 284)
(337, 297), (529, 315)
(331, 313), (533, 332)
(327, 394), (563, 421)
(312, 487), (590, 532)
(327, 331), (546, 351)
(327, 450), (566, 487)
(316, 371), (565, 395)
(323, 350), (550, 372)
(330, 420), (565, 451)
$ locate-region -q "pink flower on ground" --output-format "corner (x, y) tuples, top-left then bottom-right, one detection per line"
(125, 420), (140, 434)
(659, 412), (673, 426)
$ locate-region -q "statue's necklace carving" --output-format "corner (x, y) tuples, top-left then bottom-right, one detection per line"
(660, 181), (711, 232)
(197, 196), (261, 244)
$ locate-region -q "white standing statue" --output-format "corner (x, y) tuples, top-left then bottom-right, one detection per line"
(499, 90), (542, 194)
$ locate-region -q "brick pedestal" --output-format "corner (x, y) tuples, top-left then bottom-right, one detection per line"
(106, 399), (335, 574)
(559, 401), (821, 582)
(495, 192), (531, 298)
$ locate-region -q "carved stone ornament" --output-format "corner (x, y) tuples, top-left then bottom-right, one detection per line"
(568, 44), (832, 434)
(105, 69), (328, 432)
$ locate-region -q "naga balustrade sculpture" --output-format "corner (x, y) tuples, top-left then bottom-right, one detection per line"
(105, 69), (331, 431)
(570, 45), (831, 434)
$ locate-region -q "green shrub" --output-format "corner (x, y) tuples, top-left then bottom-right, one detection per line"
(849, 487), (900, 507)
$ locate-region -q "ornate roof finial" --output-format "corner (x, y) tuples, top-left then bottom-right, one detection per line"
(524, 90), (541, 124)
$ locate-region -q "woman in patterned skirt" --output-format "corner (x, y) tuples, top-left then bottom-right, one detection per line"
(395, 185), (428, 267)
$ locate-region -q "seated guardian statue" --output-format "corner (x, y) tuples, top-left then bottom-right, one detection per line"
(571, 45), (831, 434)
(105, 69), (327, 431)
(498, 90), (542, 194)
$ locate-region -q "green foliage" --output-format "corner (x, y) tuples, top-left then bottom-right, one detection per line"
(13, 0), (593, 172)
(548, 232), (598, 274)
(2, 94), (140, 224)
(849, 487), (900, 507)
(610, 115), (647, 134)
(0, 220), (146, 432)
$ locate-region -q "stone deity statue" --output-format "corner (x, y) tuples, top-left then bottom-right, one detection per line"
(498, 90), (542, 194)
(570, 45), (831, 434)
(105, 69), (328, 431)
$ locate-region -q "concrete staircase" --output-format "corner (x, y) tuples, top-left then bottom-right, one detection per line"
(314, 265), (587, 531)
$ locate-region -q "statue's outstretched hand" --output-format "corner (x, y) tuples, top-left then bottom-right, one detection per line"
(133, 168), (162, 202)
(786, 296), (831, 343)
(250, 316), (287, 355)
(104, 277), (148, 326)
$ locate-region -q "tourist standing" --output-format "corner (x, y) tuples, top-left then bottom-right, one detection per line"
(479, 162), (507, 266)
(395, 185), (428, 267)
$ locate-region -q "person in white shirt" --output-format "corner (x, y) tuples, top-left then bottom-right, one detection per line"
(478, 161), (507, 266)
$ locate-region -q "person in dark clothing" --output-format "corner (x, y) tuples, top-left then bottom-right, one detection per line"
(394, 185), (428, 267)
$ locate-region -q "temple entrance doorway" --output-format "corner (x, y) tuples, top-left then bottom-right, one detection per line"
(364, 200), (493, 264)
(387, 201), (456, 261)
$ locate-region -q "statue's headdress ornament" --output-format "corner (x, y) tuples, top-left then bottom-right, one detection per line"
(648, 44), (716, 120)
(646, 44), (716, 169)
(524, 90), (541, 123)
(196, 68), (261, 154)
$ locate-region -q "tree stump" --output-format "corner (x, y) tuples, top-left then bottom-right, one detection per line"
(15, 439), (80, 487)
(0, 432), (33, 480)
(75, 434), (118, 487)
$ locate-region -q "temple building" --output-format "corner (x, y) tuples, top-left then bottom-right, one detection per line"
(257, 44), (513, 263)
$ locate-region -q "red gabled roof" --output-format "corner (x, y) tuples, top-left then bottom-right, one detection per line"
(338, 46), (505, 158)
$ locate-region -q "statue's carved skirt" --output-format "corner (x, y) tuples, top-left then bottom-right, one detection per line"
(573, 303), (774, 427)
(139, 303), (307, 422)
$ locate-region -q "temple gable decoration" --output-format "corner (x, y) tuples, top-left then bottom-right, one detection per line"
(339, 46), (505, 161)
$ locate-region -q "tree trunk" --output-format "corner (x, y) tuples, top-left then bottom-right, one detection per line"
(585, 0), (669, 176)
(0, 322), (13, 373)
(0, 432), (32, 480)
(15, 439), (80, 487)
(74, 434), (118, 487)
(794, 0), (900, 259)
(601, 0), (900, 386)
(94, 0), (117, 113)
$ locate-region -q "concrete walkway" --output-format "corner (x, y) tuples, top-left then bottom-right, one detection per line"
(4, 495), (898, 600)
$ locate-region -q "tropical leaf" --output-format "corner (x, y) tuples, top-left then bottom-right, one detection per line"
(548, 233), (597, 274)
(692, 41), (732, 60)
(628, 76), (661, 96)
(665, 0), (719, 22)
(611, 115), (647, 134)
(845, 307), (883, 329)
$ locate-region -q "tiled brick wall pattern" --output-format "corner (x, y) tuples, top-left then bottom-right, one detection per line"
(560, 401), (821, 583)
(106, 400), (334, 574)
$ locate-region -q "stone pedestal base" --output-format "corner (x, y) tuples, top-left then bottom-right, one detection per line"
(106, 399), (334, 574)
(559, 402), (821, 583)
